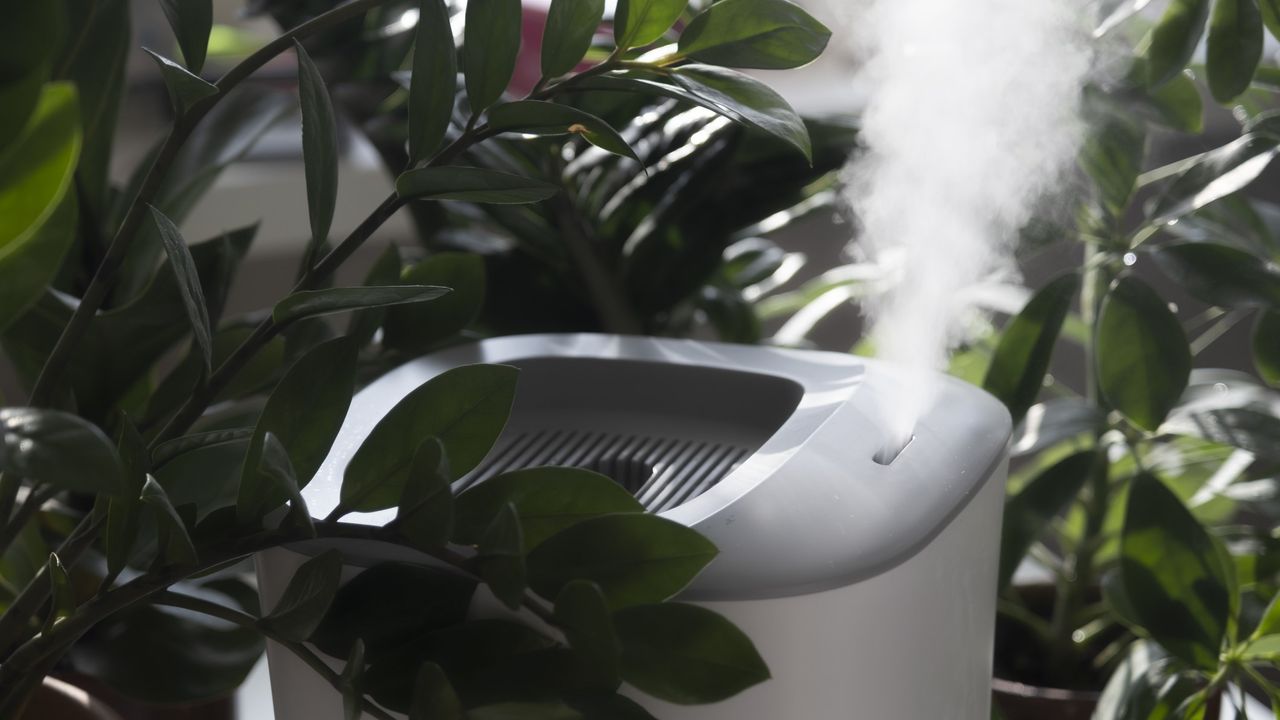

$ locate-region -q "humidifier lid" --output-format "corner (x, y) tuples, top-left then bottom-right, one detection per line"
(302, 334), (1012, 599)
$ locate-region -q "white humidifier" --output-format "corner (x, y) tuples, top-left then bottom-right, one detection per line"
(256, 333), (1011, 719)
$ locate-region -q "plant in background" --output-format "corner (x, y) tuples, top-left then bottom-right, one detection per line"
(0, 0), (832, 716)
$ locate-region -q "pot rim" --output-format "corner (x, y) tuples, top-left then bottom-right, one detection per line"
(992, 675), (1102, 702)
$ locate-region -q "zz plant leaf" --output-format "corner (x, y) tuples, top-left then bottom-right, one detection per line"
(983, 272), (1079, 424)
(1119, 471), (1232, 671)
(555, 580), (621, 689)
(1096, 276), (1190, 431)
(477, 502), (527, 610)
(294, 40), (338, 263)
(272, 285), (452, 327)
(0, 408), (126, 496)
(615, 0), (687, 50)
(526, 513), (717, 609)
(159, 0), (212, 73)
(396, 438), (454, 550)
(340, 364), (518, 513)
(143, 49), (218, 114)
(105, 414), (149, 578)
(408, 0), (456, 163)
(613, 602), (769, 704)
(150, 206), (214, 372)
(488, 101), (640, 162)
(409, 662), (464, 720)
(263, 549), (344, 643)
(678, 0), (831, 70)
(463, 0), (523, 113)
(669, 64), (812, 162)
(140, 475), (197, 566)
(541, 0), (605, 79)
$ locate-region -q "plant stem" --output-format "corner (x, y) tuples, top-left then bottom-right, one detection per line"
(0, 514), (103, 656)
(151, 591), (396, 720)
(27, 0), (397, 406)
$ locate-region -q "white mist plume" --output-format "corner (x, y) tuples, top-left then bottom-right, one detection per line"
(844, 0), (1093, 447)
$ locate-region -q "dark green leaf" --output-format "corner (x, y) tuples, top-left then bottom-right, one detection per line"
(295, 40), (338, 259)
(1162, 407), (1280, 463)
(409, 0), (456, 163)
(998, 451), (1097, 590)
(615, 0), (687, 49)
(453, 466), (644, 550)
(59, 0), (129, 215)
(489, 100), (640, 162)
(150, 207), (214, 372)
(614, 602), (768, 704)
(984, 273), (1079, 423)
(1254, 310), (1280, 386)
(159, 0), (212, 72)
(256, 432), (315, 536)
(527, 514), (717, 609)
(346, 244), (403, 348)
(152, 429), (255, 470)
(238, 337), (357, 520)
(1093, 640), (1199, 720)
(555, 580), (620, 689)
(478, 502), (526, 610)
(464, 0), (523, 112)
(1097, 276), (1190, 431)
(273, 285), (452, 326)
(1147, 0), (1211, 87)
(45, 553), (73, 631)
(397, 166), (560, 204)
(409, 662), (463, 720)
(1080, 104), (1145, 218)
(0, 408), (125, 495)
(541, 0), (604, 78)
(1150, 134), (1278, 224)
(143, 48), (218, 114)
(1010, 398), (1105, 457)
(383, 253), (485, 355)
(1239, 634), (1280, 661)
(1152, 242), (1280, 307)
(1207, 0), (1264, 103)
(340, 638), (366, 720)
(141, 475), (197, 566)
(678, 0), (830, 70)
(0, 2), (60, 156)
(264, 549), (344, 642)
(1120, 471), (1231, 670)
(670, 64), (811, 161)
(397, 438), (454, 550)
(105, 414), (149, 577)
(342, 364), (518, 512)
(312, 563), (476, 658)
(0, 82), (80, 330)
(469, 703), (582, 720)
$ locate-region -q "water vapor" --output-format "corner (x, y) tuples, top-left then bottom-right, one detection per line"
(844, 0), (1093, 447)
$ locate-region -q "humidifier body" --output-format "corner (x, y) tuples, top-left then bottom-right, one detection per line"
(256, 333), (1012, 719)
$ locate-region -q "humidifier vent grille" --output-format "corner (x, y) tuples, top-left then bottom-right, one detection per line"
(458, 429), (750, 512)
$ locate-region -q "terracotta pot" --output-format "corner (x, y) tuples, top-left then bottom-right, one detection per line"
(992, 677), (1099, 720)
(21, 677), (123, 720)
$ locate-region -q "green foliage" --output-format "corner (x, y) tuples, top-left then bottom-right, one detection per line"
(150, 207), (214, 371)
(408, 0), (456, 163)
(998, 451), (1097, 590)
(0, 408), (126, 496)
(615, 0), (687, 50)
(1148, 0), (1211, 88)
(678, 0), (831, 70)
(1207, 0), (1264, 102)
(463, 0), (523, 113)
(262, 549), (344, 642)
(295, 40), (338, 259)
(158, 0), (212, 73)
(144, 49), (219, 114)
(541, 0), (605, 78)
(488, 101), (640, 162)
(1097, 276), (1191, 431)
(983, 273), (1079, 424)
(397, 167), (562, 204)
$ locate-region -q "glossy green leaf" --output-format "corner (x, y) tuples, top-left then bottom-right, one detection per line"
(342, 364), (518, 512)
(678, 0), (830, 70)
(382, 253), (485, 355)
(1147, 0), (1210, 87)
(984, 273), (1079, 423)
(1097, 276), (1190, 431)
(1253, 592), (1280, 639)
(295, 40), (338, 259)
(0, 82), (80, 323)
(143, 48), (218, 114)
(615, 0), (687, 49)
(527, 514), (717, 609)
(0, 408), (126, 495)
(541, 0), (604, 78)
(159, 0), (212, 72)
(397, 166), (560, 204)
(1120, 472), (1231, 670)
(477, 502), (526, 610)
(150, 207), (214, 372)
(408, 0), (456, 163)
(464, 0), (523, 112)
(555, 580), (620, 689)
(396, 438), (454, 550)
(453, 466), (644, 550)
(340, 638), (365, 720)
(1150, 134), (1278, 224)
(141, 475), (197, 566)
(409, 662), (464, 720)
(152, 429), (254, 470)
(264, 549), (343, 642)
(1141, 69), (1204, 133)
(312, 563), (476, 658)
(1207, 0), (1264, 103)
(237, 337), (357, 520)
(256, 432), (315, 536)
(346, 244), (403, 348)
(1151, 242), (1280, 307)
(1240, 634), (1280, 661)
(614, 602), (768, 704)
(45, 553), (74, 630)
(670, 65), (811, 161)
(273, 285), (452, 327)
(1161, 407), (1280, 462)
(998, 450), (1097, 590)
(1254, 310), (1280, 386)
(489, 100), (640, 162)
(106, 415), (149, 577)
(469, 704), (582, 720)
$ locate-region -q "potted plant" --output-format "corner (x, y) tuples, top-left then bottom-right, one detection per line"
(0, 0), (834, 717)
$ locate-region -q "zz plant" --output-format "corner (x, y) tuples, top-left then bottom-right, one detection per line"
(0, 0), (831, 716)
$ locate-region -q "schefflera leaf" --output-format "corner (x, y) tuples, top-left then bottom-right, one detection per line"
(340, 364), (518, 513)
(983, 272), (1079, 424)
(678, 0), (831, 70)
(1096, 276), (1190, 431)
